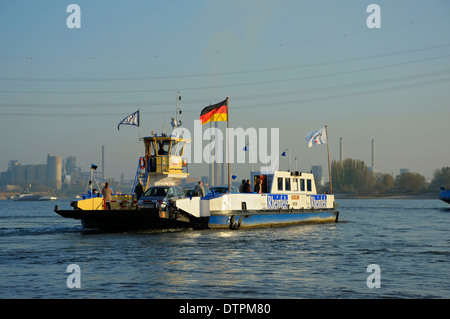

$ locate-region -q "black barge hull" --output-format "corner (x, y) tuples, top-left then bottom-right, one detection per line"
(54, 206), (208, 230)
(55, 206), (339, 231)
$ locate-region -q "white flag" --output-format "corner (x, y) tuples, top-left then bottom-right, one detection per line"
(118, 110), (139, 130)
(305, 127), (327, 147)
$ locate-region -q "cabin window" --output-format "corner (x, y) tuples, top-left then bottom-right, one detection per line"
(170, 141), (185, 156)
(285, 178), (291, 191)
(277, 177), (283, 191)
(157, 140), (170, 155)
(292, 178), (298, 191)
(307, 179), (312, 192)
(300, 179), (305, 191)
(149, 141), (157, 156)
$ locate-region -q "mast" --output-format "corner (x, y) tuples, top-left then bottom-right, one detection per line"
(325, 125), (332, 194)
(226, 97), (230, 193)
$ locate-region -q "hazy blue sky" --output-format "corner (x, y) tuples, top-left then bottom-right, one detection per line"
(1, 0), (449, 182)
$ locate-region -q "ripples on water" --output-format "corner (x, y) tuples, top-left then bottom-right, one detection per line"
(0, 198), (449, 299)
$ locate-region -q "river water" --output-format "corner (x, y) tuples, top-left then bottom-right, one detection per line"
(0, 198), (449, 299)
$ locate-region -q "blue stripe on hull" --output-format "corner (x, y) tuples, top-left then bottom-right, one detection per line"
(208, 210), (338, 229)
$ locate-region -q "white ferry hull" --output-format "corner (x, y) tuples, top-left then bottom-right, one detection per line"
(208, 209), (338, 229)
(175, 191), (339, 230)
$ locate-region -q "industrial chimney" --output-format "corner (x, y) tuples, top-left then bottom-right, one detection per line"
(371, 139), (375, 172)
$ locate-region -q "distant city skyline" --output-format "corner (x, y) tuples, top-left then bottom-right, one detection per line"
(1, 1), (449, 181)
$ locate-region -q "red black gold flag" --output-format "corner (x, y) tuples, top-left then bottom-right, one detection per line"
(199, 98), (228, 125)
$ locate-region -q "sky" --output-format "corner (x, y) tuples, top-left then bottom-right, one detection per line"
(0, 0), (449, 183)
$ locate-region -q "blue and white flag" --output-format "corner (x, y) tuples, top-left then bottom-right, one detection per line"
(305, 127), (327, 147)
(118, 110), (139, 130)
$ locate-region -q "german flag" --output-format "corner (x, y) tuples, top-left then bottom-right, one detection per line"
(200, 98), (228, 125)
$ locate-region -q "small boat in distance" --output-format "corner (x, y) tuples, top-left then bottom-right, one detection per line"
(14, 194), (42, 201)
(14, 194), (57, 201)
(39, 196), (57, 201)
(439, 187), (450, 204)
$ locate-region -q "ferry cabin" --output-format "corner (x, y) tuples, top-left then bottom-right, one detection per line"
(74, 133), (190, 211)
(175, 170), (337, 223)
(250, 170), (317, 195)
(141, 133), (190, 188)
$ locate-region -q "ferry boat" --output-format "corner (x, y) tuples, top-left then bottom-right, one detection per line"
(15, 194), (43, 201)
(439, 187), (450, 204)
(14, 191), (57, 201)
(54, 103), (339, 230)
(39, 196), (57, 201)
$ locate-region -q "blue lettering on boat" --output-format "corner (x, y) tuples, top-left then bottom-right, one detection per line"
(267, 194), (288, 209)
(311, 195), (327, 208)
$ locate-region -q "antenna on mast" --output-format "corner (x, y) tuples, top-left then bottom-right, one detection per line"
(171, 91), (183, 130)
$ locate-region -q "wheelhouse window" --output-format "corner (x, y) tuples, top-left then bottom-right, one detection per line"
(300, 179), (305, 191)
(157, 140), (170, 155)
(277, 177), (283, 191)
(292, 178), (298, 191)
(170, 140), (185, 157)
(147, 140), (157, 156)
(285, 178), (291, 191)
(307, 179), (312, 192)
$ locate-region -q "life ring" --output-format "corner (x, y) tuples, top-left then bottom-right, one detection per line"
(139, 157), (146, 169)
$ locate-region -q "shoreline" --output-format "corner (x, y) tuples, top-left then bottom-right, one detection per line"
(334, 192), (439, 200)
(0, 191), (440, 201)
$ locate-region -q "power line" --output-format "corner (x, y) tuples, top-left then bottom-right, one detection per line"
(1, 64), (449, 95)
(1, 42), (450, 82)
(1, 12), (449, 62)
(1, 74), (448, 117)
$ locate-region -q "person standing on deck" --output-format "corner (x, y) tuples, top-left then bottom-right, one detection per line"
(102, 182), (113, 210)
(239, 179), (245, 193)
(194, 181), (205, 197)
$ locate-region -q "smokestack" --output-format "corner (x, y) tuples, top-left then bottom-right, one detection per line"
(340, 137), (343, 162)
(371, 139), (375, 170)
(102, 145), (105, 179)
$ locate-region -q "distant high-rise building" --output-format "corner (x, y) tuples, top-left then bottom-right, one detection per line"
(47, 154), (62, 190)
(65, 156), (77, 175)
(370, 139), (376, 173)
(0, 154), (63, 190)
(311, 165), (324, 186)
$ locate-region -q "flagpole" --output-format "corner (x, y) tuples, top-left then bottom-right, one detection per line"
(325, 125), (332, 194)
(226, 97), (230, 193)
(138, 108), (141, 158)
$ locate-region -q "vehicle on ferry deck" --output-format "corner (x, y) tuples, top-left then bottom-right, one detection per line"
(210, 185), (239, 194)
(184, 186), (212, 197)
(138, 185), (185, 209)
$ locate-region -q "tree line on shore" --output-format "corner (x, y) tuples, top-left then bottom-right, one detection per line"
(327, 159), (450, 196)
